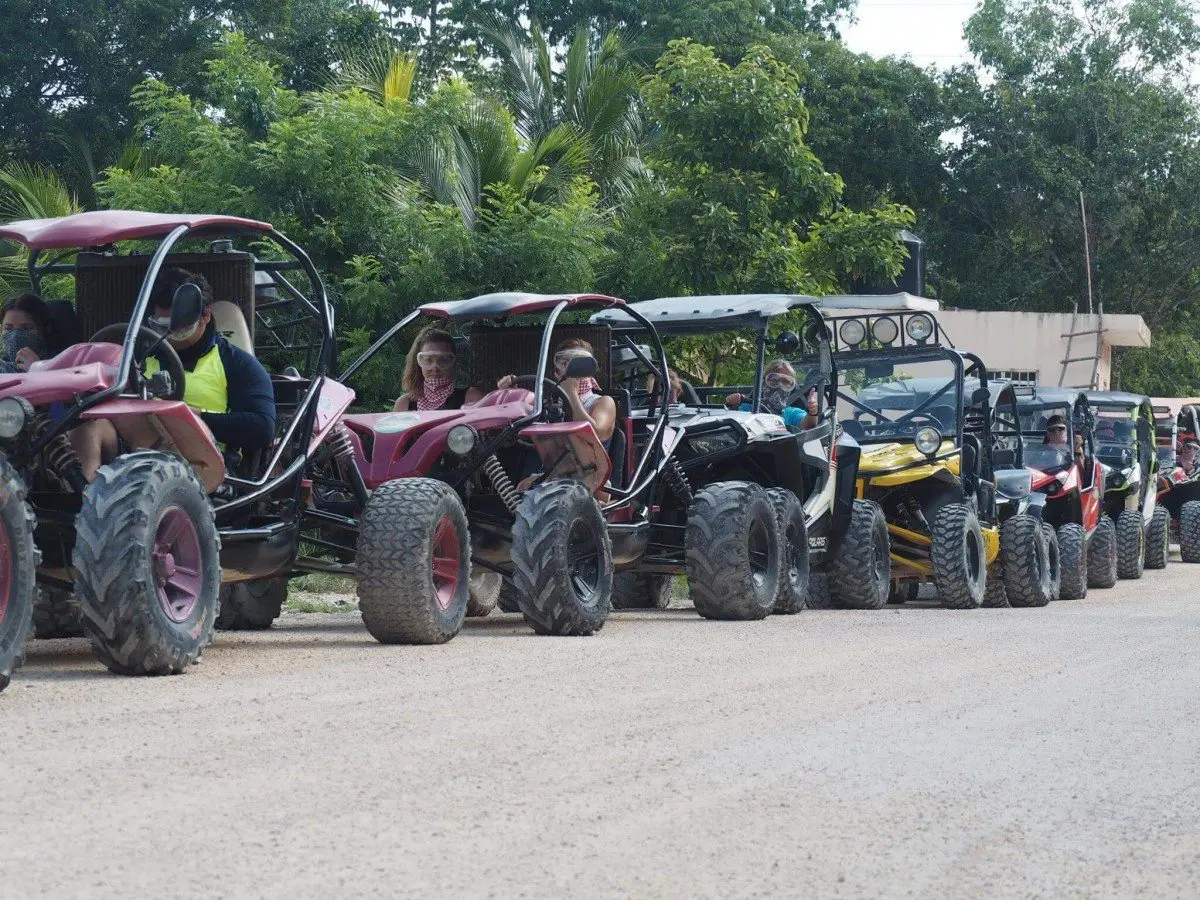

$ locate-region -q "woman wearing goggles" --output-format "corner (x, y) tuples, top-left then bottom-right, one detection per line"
(394, 327), (482, 412)
(497, 338), (616, 447)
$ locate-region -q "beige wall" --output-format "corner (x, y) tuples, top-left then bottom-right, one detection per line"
(934, 310), (1150, 390)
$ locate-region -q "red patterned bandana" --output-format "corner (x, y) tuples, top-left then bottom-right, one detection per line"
(418, 376), (454, 411)
(577, 377), (598, 399)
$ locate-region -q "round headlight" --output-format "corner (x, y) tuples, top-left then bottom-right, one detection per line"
(871, 317), (899, 345)
(0, 397), (30, 439)
(839, 320), (866, 347)
(905, 314), (934, 342)
(446, 424), (477, 456)
(914, 425), (941, 455)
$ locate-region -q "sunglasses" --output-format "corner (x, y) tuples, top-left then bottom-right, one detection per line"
(1047, 425), (1067, 432)
(764, 373), (796, 390)
(417, 351), (456, 367)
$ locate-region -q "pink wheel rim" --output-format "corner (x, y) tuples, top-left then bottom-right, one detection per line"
(0, 522), (10, 622)
(431, 515), (461, 611)
(153, 507), (202, 623)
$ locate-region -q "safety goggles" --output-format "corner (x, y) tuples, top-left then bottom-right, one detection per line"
(1046, 425), (1067, 433)
(553, 349), (595, 370)
(764, 372), (796, 391)
(416, 351), (456, 368)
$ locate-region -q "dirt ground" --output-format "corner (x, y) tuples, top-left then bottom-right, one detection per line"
(4, 562), (1200, 898)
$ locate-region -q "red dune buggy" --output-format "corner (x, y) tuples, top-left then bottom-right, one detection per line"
(1157, 403), (1200, 561)
(0, 211), (351, 680)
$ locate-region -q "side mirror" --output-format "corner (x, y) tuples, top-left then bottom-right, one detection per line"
(972, 387), (991, 405)
(170, 283), (205, 335)
(561, 354), (598, 381)
(774, 331), (800, 355)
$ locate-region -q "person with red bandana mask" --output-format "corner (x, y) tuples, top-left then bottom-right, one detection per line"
(497, 337), (616, 448)
(393, 327), (482, 412)
(1173, 440), (1200, 483)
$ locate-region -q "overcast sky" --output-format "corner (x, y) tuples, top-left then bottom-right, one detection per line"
(841, 0), (979, 68)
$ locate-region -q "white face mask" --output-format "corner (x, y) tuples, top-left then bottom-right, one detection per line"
(150, 314), (201, 343)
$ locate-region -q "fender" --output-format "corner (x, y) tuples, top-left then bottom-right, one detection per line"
(309, 377), (355, 454)
(824, 429), (862, 562)
(520, 420), (611, 495)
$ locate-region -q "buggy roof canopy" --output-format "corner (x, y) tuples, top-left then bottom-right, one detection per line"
(1086, 390), (1150, 409)
(421, 292), (624, 321)
(0, 211), (273, 250)
(817, 292), (940, 313)
(856, 376), (1008, 409)
(591, 294), (819, 332)
(1016, 386), (1087, 410)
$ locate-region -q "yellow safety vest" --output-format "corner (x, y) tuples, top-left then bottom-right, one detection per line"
(146, 344), (229, 415)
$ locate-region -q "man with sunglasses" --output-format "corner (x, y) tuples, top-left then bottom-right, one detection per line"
(723, 359), (819, 431)
(1044, 414), (1085, 468)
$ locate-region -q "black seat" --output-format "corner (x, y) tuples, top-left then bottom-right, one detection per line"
(607, 388), (631, 488)
(44, 299), (84, 353)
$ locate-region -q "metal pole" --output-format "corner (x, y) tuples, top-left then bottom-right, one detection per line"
(1080, 190), (1094, 316)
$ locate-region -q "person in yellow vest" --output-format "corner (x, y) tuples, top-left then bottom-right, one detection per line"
(70, 268), (276, 482)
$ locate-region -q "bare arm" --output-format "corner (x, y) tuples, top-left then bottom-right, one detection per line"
(565, 389), (616, 443)
(393, 394), (412, 411)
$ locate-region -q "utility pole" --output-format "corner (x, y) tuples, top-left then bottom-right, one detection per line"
(1080, 190), (1094, 315)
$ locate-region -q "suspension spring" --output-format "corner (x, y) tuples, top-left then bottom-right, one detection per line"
(664, 458), (693, 506)
(482, 455), (520, 514)
(329, 425), (355, 461)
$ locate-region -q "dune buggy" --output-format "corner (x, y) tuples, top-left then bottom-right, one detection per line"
(0, 210), (350, 678)
(1085, 391), (1161, 579)
(1157, 403), (1200, 562)
(1015, 387), (1117, 598)
(821, 305), (1052, 609)
(325, 292), (692, 640)
(593, 294), (874, 615)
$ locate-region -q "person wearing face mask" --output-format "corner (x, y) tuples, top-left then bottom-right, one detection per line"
(69, 268), (276, 482)
(0, 293), (54, 373)
(497, 338), (616, 447)
(1173, 440), (1200, 483)
(723, 359), (819, 431)
(393, 327), (482, 411)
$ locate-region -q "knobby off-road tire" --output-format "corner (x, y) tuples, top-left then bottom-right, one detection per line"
(1042, 522), (1061, 601)
(982, 570), (1010, 607)
(1001, 515), (1052, 608)
(931, 504), (988, 610)
(829, 500), (890, 610)
(216, 577), (288, 631)
(888, 581), (920, 605)
(1144, 506), (1170, 570)
(467, 571), (501, 618)
(0, 459), (38, 691)
(1115, 509), (1145, 580)
(358, 478), (470, 644)
(1178, 501), (1200, 562)
(512, 480), (613, 635)
(1057, 523), (1088, 600)
(685, 482), (779, 621)
(767, 488), (810, 615)
(497, 578), (520, 613)
(32, 586), (84, 639)
(74, 452), (220, 676)
(1087, 515), (1118, 589)
(804, 572), (836, 609)
(611, 573), (672, 610)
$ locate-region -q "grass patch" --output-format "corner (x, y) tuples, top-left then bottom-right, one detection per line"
(284, 593), (359, 614)
(290, 572), (356, 594)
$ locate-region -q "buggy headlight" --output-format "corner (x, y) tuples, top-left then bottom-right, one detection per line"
(871, 317), (899, 345)
(839, 319), (866, 347)
(914, 425), (941, 456)
(0, 397), (31, 439)
(905, 314), (934, 342)
(446, 424), (477, 456)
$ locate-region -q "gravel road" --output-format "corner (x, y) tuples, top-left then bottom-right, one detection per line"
(4, 564), (1200, 899)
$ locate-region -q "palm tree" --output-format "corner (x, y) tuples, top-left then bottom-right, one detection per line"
(330, 40), (419, 105)
(0, 164), (82, 296)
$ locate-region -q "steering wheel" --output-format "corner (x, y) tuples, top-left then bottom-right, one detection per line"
(90, 323), (187, 402)
(513, 375), (572, 423)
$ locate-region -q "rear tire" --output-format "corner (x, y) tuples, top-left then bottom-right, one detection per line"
(767, 489), (809, 614)
(1179, 501), (1200, 562)
(467, 571), (501, 618)
(32, 586), (84, 639)
(74, 452), (220, 675)
(887, 581), (919, 605)
(357, 478), (470, 644)
(1057, 523), (1088, 600)
(1087, 515), (1118, 588)
(1115, 509), (1145, 580)
(611, 572), (672, 610)
(983, 571), (1010, 607)
(1042, 522), (1061, 600)
(0, 459), (37, 691)
(804, 572), (837, 609)
(1001, 515), (1052, 608)
(1144, 506), (1170, 570)
(216, 577), (287, 631)
(686, 482), (779, 621)
(497, 578), (520, 613)
(931, 504), (987, 609)
(512, 480), (612, 635)
(830, 500), (890, 610)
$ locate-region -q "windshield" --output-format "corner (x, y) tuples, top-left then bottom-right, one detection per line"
(1017, 408), (1074, 472)
(1093, 408), (1136, 466)
(835, 357), (960, 444)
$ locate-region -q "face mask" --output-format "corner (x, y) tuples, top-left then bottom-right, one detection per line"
(762, 386), (789, 414)
(151, 314), (201, 344)
(3, 328), (45, 364)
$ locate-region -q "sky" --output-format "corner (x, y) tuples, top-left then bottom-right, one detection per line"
(841, 0), (980, 68)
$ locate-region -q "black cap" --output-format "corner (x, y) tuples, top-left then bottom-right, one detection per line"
(1046, 414), (1067, 428)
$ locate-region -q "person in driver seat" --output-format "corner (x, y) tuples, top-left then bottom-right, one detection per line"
(497, 338), (616, 447)
(1043, 414), (1069, 446)
(1173, 440), (1199, 483)
(722, 359), (818, 431)
(70, 268), (276, 482)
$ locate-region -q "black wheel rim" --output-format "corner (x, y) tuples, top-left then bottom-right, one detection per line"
(567, 518), (601, 604)
(966, 527), (981, 582)
(749, 516), (771, 589)
(785, 521), (804, 588)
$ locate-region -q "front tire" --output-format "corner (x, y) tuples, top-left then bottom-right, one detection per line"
(686, 482), (779, 620)
(467, 570), (501, 618)
(1144, 506), (1170, 570)
(767, 489), (809, 614)
(829, 500), (890, 610)
(512, 480), (613, 635)
(1001, 515), (1052, 608)
(0, 459), (37, 691)
(74, 452), (220, 675)
(888, 581), (919, 605)
(216, 577), (288, 630)
(357, 478), (470, 644)
(1179, 501), (1200, 562)
(1042, 522), (1061, 600)
(1087, 515), (1118, 589)
(611, 572), (672, 610)
(1115, 509), (1145, 580)
(32, 586), (84, 639)
(1057, 523), (1088, 600)
(931, 504), (987, 609)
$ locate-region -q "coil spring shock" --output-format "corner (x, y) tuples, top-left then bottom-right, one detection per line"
(329, 424), (354, 461)
(328, 424), (370, 507)
(36, 415), (87, 492)
(482, 454), (520, 514)
(664, 458), (693, 506)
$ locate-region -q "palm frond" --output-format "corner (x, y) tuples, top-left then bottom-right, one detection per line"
(332, 40), (419, 105)
(0, 164), (82, 222)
